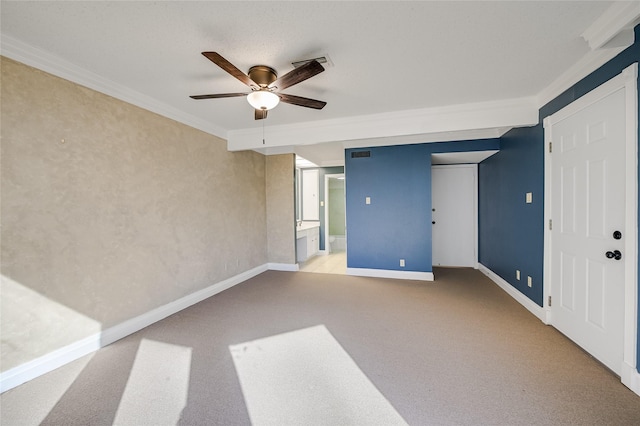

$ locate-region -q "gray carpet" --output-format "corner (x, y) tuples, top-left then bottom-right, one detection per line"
(2, 268), (640, 425)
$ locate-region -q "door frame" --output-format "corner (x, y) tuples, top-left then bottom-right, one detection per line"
(543, 63), (638, 387)
(431, 164), (478, 268)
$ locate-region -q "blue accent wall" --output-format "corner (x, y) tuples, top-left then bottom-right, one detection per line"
(345, 139), (499, 273)
(478, 125), (545, 305)
(344, 25), (639, 373)
(479, 25), (639, 370)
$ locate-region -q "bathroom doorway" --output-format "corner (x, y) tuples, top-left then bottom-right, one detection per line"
(325, 174), (346, 254)
(299, 173), (347, 275)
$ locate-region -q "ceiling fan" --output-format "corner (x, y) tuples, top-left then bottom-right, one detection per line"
(190, 52), (327, 120)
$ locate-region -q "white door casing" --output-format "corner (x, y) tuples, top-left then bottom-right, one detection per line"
(543, 64), (637, 385)
(431, 164), (478, 268)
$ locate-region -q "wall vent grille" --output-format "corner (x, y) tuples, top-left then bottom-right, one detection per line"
(351, 151), (371, 158)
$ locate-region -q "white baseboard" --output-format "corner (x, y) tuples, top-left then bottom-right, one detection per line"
(478, 264), (549, 324)
(0, 264), (268, 393)
(621, 362), (640, 397)
(268, 263), (299, 272)
(346, 267), (434, 281)
(0, 333), (102, 394)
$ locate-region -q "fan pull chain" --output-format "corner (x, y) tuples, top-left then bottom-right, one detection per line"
(262, 118), (265, 145)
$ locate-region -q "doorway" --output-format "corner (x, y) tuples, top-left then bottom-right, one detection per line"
(325, 174), (346, 255)
(299, 173), (346, 275)
(543, 64), (637, 380)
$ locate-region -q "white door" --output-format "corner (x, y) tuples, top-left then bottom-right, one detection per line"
(546, 83), (627, 375)
(431, 165), (477, 267)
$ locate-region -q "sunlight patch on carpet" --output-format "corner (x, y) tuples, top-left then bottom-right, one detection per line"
(229, 325), (407, 425)
(113, 339), (191, 426)
(0, 352), (95, 426)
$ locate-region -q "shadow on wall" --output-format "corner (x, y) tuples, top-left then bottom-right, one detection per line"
(1, 57), (269, 388)
(1, 275), (102, 372)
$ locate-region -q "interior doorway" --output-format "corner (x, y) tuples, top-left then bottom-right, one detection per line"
(299, 173), (346, 275)
(324, 174), (346, 254)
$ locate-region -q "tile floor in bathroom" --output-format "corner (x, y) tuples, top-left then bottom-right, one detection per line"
(298, 250), (346, 275)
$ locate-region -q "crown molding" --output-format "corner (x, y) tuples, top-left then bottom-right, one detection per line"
(535, 46), (627, 109)
(581, 1), (640, 50)
(537, 1), (639, 110)
(0, 35), (228, 140)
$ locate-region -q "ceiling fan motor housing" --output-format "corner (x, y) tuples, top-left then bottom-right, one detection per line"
(248, 65), (277, 88)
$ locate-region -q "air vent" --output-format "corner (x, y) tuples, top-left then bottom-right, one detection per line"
(292, 54), (333, 68)
(351, 151), (371, 158)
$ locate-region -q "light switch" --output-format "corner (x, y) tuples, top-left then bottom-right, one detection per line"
(320, 201), (324, 207)
(365, 197), (371, 205)
(526, 192), (533, 203)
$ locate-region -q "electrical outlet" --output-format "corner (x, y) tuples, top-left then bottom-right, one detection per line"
(400, 259), (405, 267)
(527, 276), (532, 287)
(516, 270), (520, 280)
(365, 196), (371, 205)
(526, 192), (533, 203)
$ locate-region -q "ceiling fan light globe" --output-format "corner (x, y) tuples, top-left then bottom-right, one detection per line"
(247, 91), (280, 111)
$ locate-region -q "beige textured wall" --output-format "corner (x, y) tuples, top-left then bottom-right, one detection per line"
(0, 57), (267, 371)
(266, 155), (296, 264)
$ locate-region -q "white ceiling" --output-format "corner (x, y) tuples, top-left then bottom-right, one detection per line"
(432, 150), (499, 165)
(2, 1), (638, 166)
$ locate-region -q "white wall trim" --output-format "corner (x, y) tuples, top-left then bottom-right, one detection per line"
(581, 1), (640, 51)
(622, 64), (639, 389)
(478, 264), (549, 324)
(0, 264), (268, 393)
(268, 263), (299, 272)
(537, 2), (639, 109)
(536, 48), (627, 109)
(621, 362), (640, 397)
(0, 35), (228, 141)
(346, 267), (434, 281)
(0, 333), (101, 394)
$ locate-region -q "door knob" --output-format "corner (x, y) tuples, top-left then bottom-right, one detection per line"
(613, 231), (622, 240)
(432, 221), (436, 224)
(605, 250), (622, 260)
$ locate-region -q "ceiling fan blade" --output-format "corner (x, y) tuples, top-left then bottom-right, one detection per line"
(279, 93), (327, 109)
(190, 92), (248, 100)
(202, 52), (259, 89)
(268, 60), (324, 91)
(255, 109), (268, 120)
